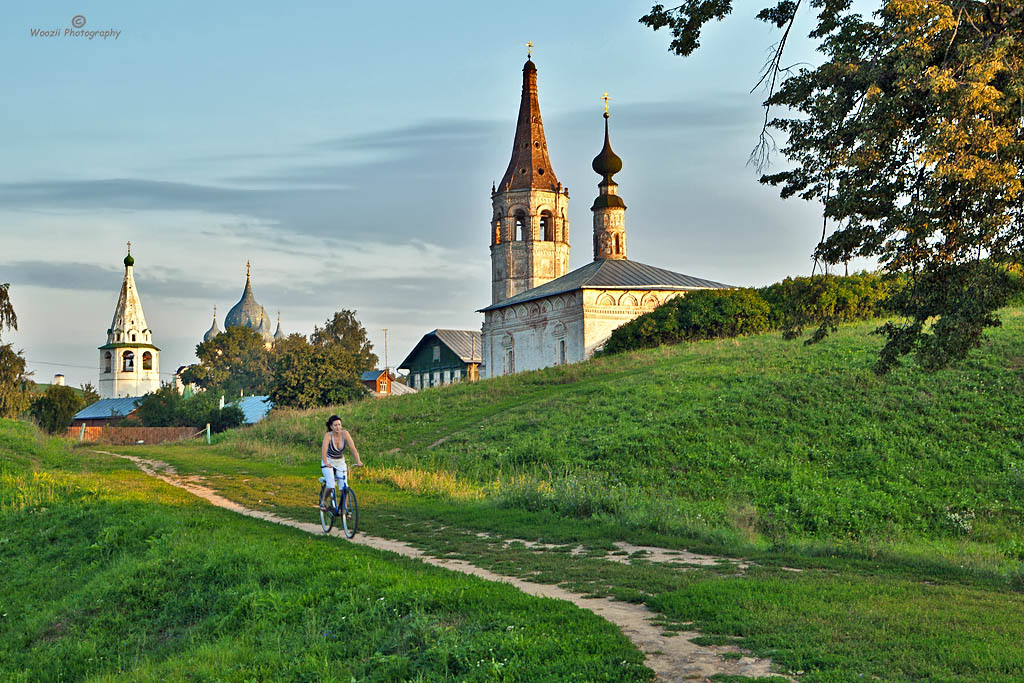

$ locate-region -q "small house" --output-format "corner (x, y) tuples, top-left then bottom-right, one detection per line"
(398, 329), (482, 390)
(71, 396), (143, 427)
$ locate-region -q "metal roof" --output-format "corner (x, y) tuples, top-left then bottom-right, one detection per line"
(73, 397), (142, 420)
(478, 259), (733, 312)
(360, 370), (384, 381)
(236, 396), (273, 424)
(398, 329), (482, 369)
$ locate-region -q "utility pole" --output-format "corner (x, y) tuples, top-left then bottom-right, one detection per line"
(382, 328), (389, 374)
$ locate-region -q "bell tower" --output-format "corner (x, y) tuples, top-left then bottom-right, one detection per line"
(490, 47), (571, 304)
(98, 243), (161, 398)
(591, 95), (627, 261)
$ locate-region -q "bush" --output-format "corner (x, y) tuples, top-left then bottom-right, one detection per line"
(759, 272), (899, 341)
(602, 272), (897, 355)
(136, 386), (246, 433)
(602, 288), (774, 354)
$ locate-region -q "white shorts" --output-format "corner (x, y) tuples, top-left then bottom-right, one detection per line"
(321, 459), (347, 490)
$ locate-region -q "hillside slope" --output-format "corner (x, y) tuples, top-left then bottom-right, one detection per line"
(222, 312), (1024, 546)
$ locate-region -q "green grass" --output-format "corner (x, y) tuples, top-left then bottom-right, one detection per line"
(11, 312), (1024, 680)
(101, 312), (1024, 680)
(204, 312), (1024, 557)
(0, 420), (650, 681)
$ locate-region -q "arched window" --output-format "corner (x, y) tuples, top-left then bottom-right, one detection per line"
(131, 333), (137, 342)
(514, 211), (526, 241)
(142, 351), (153, 370)
(540, 211), (554, 241)
(559, 339), (566, 365)
(614, 234), (622, 254)
(122, 351), (135, 372)
(103, 352), (112, 373)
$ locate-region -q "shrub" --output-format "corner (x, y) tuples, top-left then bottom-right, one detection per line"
(602, 288), (774, 354)
(758, 272), (899, 342)
(602, 272), (897, 355)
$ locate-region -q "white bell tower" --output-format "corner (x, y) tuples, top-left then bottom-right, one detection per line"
(98, 243), (161, 398)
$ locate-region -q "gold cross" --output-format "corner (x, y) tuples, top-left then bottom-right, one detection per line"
(602, 92), (611, 114)
(246, 260), (251, 278)
(526, 41), (534, 58)
(126, 240), (131, 254)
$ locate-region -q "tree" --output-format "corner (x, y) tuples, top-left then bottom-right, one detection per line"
(642, 2), (1024, 371)
(0, 283), (15, 334)
(0, 344), (33, 418)
(270, 333), (365, 409)
(79, 383), (100, 408)
(0, 283), (33, 418)
(30, 385), (84, 434)
(135, 383), (184, 426)
(181, 326), (272, 395)
(311, 310), (378, 372)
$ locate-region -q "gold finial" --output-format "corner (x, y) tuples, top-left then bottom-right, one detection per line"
(213, 304), (217, 319)
(277, 310), (281, 323)
(246, 260), (251, 279)
(602, 92), (611, 115)
(126, 240), (131, 254)
(526, 41), (534, 59)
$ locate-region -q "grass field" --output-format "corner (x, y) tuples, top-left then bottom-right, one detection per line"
(5, 312), (1024, 680)
(0, 420), (649, 681)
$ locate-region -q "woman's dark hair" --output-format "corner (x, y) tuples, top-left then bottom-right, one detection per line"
(325, 415), (342, 432)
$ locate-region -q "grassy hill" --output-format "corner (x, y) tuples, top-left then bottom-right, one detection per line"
(215, 311), (1024, 562)
(6, 312), (1024, 680)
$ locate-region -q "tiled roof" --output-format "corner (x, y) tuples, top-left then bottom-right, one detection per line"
(478, 259), (733, 312)
(73, 397), (142, 420)
(398, 329), (482, 369)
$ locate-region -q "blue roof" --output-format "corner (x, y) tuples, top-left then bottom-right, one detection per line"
(360, 370), (385, 381)
(73, 397), (143, 420)
(236, 395), (273, 424)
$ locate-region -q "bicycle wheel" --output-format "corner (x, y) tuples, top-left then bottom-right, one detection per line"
(319, 485), (335, 533)
(340, 486), (358, 538)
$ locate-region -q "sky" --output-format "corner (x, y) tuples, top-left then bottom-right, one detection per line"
(1, 1), (875, 388)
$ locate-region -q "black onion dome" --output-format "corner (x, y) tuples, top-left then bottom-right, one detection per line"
(592, 114), (622, 178)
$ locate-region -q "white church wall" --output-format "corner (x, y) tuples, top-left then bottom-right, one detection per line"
(481, 292), (585, 378)
(481, 288), (692, 378)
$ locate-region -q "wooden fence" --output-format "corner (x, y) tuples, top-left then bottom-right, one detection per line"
(68, 425), (199, 445)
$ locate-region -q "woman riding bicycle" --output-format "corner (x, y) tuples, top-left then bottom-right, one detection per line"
(321, 415), (363, 498)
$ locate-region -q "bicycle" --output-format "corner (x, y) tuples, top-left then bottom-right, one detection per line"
(318, 464), (359, 538)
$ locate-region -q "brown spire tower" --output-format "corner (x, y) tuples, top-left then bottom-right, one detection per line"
(490, 46), (571, 304)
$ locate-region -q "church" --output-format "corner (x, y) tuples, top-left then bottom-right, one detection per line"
(479, 55), (731, 377)
(98, 244), (161, 398)
(202, 261), (284, 348)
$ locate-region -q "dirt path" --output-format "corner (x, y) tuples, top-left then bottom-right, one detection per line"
(96, 451), (784, 683)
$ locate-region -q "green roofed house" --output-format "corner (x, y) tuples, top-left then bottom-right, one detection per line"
(398, 329), (482, 390)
